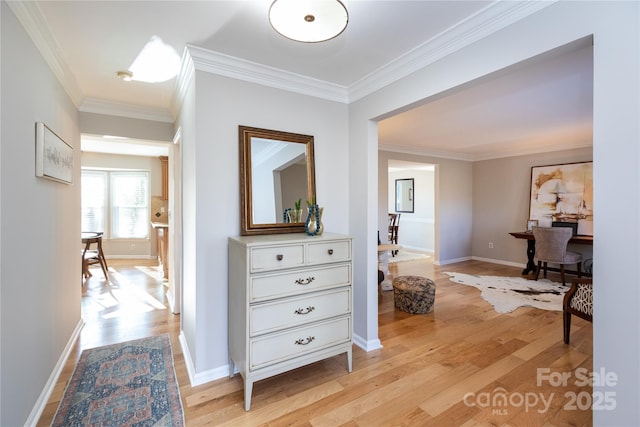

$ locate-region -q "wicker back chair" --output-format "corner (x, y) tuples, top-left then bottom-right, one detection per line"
(563, 277), (593, 343)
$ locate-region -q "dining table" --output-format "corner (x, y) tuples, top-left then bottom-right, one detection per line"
(509, 231), (593, 275)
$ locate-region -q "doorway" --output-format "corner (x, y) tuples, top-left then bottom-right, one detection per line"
(387, 159), (435, 256)
(80, 134), (178, 319)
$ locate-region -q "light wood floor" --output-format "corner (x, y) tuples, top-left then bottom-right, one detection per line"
(38, 255), (592, 426)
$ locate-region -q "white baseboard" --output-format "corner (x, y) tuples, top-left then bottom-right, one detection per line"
(471, 256), (525, 269)
(26, 319), (84, 427)
(179, 331), (230, 387)
(353, 333), (383, 352)
(105, 255), (155, 260)
(397, 244), (434, 253)
(434, 256), (472, 266)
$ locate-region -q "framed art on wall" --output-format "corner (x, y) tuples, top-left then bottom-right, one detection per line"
(35, 122), (73, 184)
(529, 161), (593, 236)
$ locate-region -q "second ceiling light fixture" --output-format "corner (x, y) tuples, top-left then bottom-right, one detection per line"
(269, 0), (349, 43)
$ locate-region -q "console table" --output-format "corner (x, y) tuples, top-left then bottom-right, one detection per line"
(509, 231), (593, 275)
(377, 243), (401, 291)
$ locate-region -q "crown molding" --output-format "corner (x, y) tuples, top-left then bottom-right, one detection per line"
(171, 47), (196, 119)
(379, 144), (475, 162)
(182, 1), (555, 104)
(186, 45), (349, 104)
(7, 0), (84, 107)
(79, 98), (174, 123)
(348, 1), (557, 102)
(379, 140), (592, 162)
(471, 141), (593, 162)
(11, 0), (555, 123)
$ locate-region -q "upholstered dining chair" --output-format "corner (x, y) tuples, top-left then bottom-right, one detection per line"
(563, 277), (593, 344)
(532, 226), (582, 286)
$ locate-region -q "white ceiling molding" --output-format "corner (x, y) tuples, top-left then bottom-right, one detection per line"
(7, 0), (84, 106)
(186, 45), (349, 104)
(177, 1), (555, 105)
(348, 1), (557, 102)
(379, 144), (475, 162)
(79, 98), (174, 123)
(379, 140), (592, 162)
(171, 47), (196, 120)
(471, 141), (593, 162)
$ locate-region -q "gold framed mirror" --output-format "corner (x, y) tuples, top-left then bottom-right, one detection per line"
(239, 125), (316, 235)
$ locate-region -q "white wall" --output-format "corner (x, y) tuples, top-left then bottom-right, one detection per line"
(175, 64), (349, 382)
(79, 112), (174, 142)
(356, 2), (639, 424)
(1, 4), (81, 425)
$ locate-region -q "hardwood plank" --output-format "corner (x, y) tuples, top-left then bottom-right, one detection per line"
(37, 257), (592, 426)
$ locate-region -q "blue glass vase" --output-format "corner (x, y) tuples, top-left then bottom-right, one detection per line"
(305, 205), (324, 236)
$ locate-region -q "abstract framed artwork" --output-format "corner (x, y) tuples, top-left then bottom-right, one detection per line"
(529, 161), (593, 236)
(35, 122), (73, 184)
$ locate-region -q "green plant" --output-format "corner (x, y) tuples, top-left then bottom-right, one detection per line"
(294, 198), (301, 210)
(306, 195), (316, 206)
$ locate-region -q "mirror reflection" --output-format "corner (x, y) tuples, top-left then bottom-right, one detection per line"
(239, 126), (315, 235)
(395, 178), (414, 213)
(251, 138), (307, 224)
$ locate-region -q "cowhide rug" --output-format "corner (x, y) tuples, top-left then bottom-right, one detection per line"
(444, 272), (567, 313)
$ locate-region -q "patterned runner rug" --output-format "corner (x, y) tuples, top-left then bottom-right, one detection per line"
(445, 272), (567, 313)
(52, 334), (184, 427)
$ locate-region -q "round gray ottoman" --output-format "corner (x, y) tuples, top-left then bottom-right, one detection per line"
(392, 275), (436, 314)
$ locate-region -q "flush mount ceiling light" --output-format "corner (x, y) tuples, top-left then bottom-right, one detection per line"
(128, 36), (181, 83)
(269, 0), (348, 43)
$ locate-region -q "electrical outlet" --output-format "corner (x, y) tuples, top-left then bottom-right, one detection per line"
(488, 242), (494, 248)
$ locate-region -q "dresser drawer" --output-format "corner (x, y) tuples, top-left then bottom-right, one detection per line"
(250, 244), (304, 272)
(250, 316), (351, 370)
(250, 264), (351, 302)
(250, 288), (351, 336)
(306, 240), (351, 265)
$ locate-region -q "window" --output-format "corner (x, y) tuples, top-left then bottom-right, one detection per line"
(81, 170), (149, 239)
(81, 171), (106, 233)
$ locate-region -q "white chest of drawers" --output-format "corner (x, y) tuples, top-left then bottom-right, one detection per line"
(228, 232), (353, 410)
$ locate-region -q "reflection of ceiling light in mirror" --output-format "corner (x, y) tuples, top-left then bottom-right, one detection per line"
(128, 36), (180, 83)
(269, 0), (348, 43)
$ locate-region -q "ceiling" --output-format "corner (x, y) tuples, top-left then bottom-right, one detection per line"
(12, 1), (593, 160)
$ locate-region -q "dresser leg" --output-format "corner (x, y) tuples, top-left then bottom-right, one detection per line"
(244, 379), (253, 411)
(346, 348), (353, 373)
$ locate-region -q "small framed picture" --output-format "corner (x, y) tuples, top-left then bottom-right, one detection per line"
(35, 122), (73, 184)
(526, 219), (539, 231)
